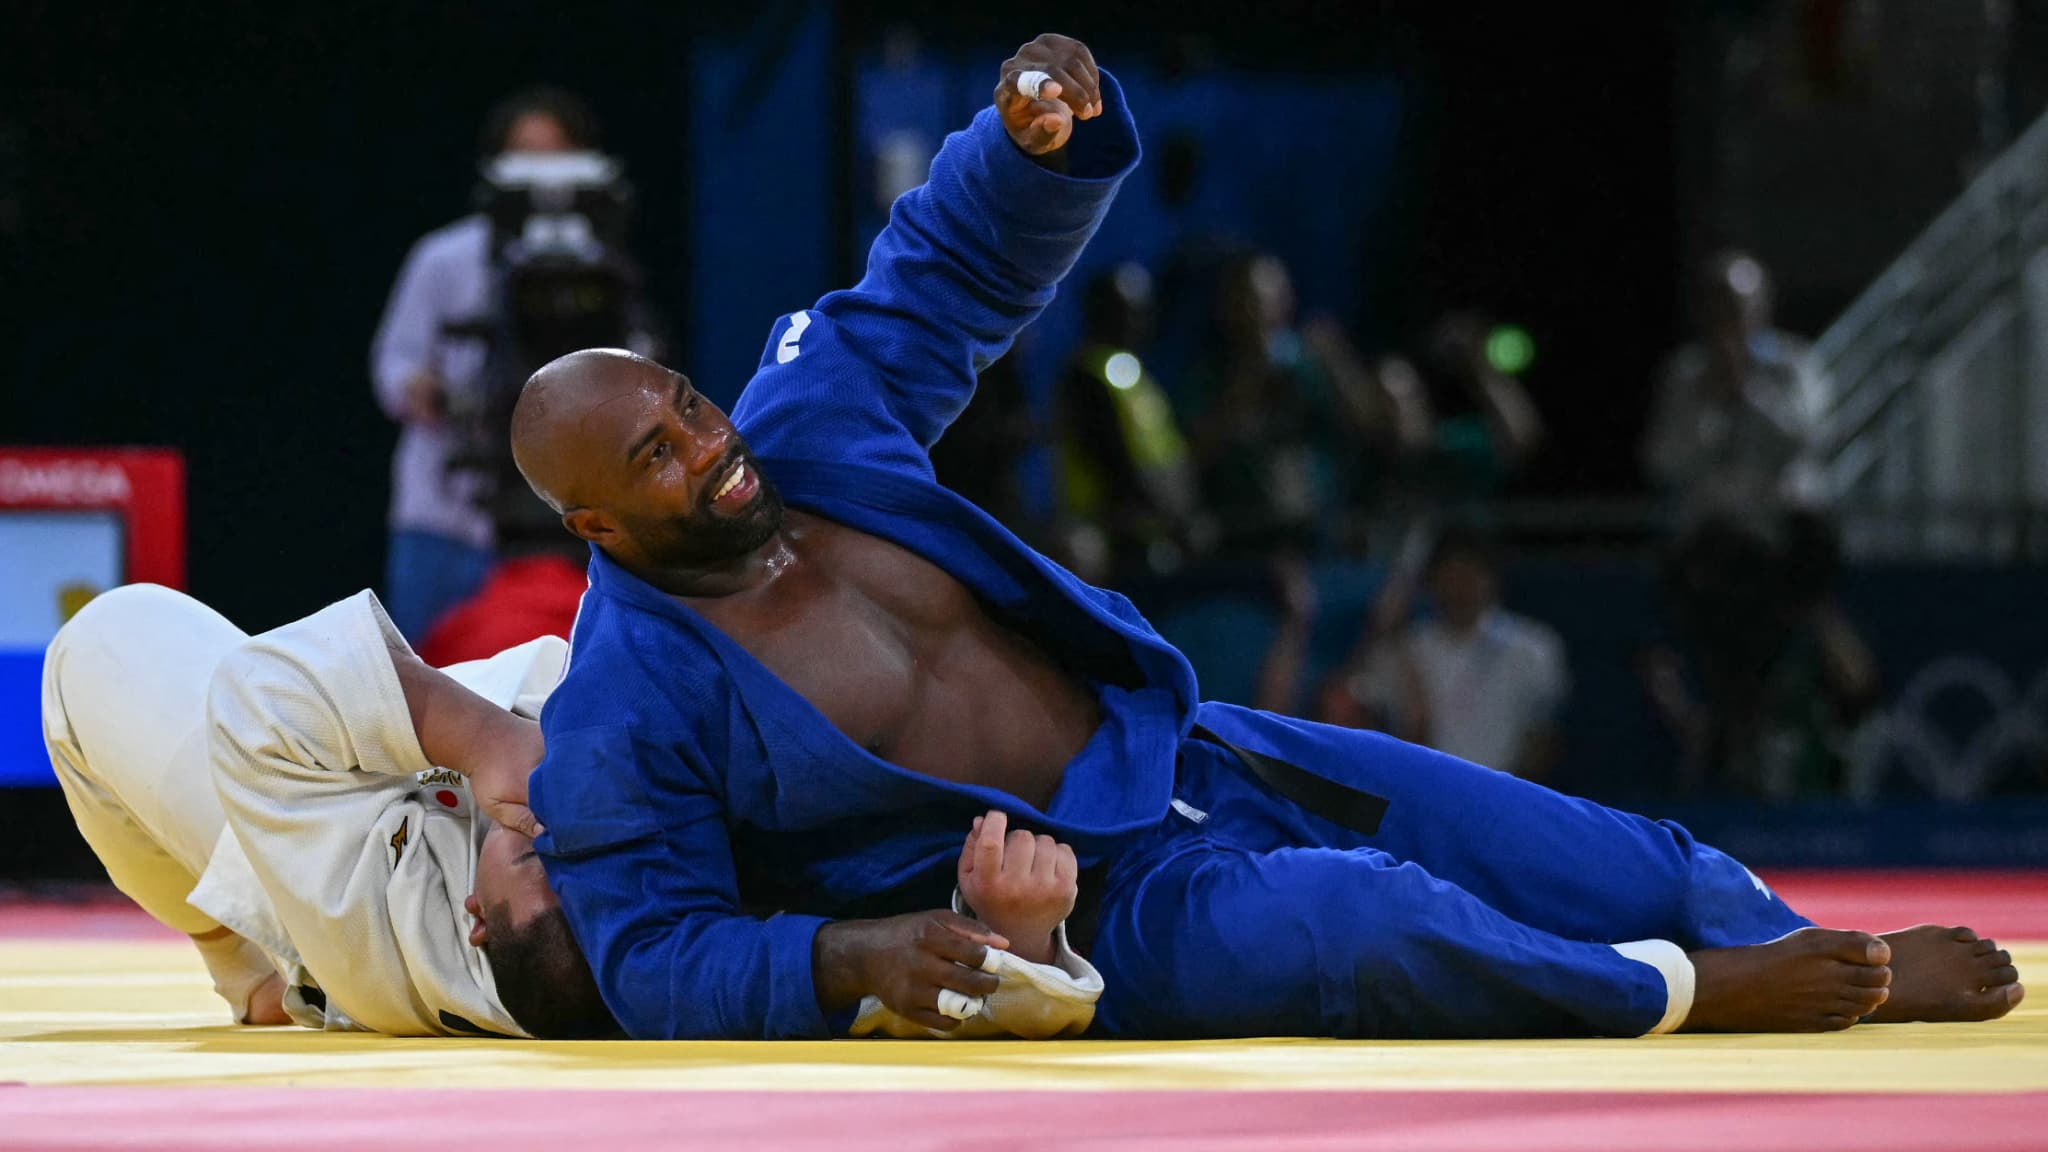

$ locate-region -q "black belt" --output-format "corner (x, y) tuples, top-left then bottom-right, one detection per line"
(1189, 724), (1389, 836)
(1065, 727), (1391, 955)
(822, 727), (1393, 959)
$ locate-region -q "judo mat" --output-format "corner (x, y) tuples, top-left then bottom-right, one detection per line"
(2, 871), (2044, 1150)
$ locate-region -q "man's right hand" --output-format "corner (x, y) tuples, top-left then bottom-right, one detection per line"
(812, 911), (1009, 1032)
(994, 33), (1102, 157)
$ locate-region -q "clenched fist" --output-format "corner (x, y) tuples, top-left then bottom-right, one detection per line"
(994, 33), (1103, 157)
(957, 809), (1079, 965)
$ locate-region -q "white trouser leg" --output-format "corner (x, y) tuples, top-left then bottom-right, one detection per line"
(41, 584), (275, 1015)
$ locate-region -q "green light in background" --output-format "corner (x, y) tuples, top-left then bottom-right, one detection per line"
(1485, 324), (1535, 375)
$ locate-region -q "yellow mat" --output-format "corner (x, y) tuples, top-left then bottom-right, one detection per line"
(1, 938), (2042, 1095)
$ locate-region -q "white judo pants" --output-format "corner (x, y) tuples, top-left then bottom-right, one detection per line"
(39, 583), (273, 1016)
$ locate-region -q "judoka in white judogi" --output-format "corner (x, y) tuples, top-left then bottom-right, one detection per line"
(41, 583), (1098, 1039)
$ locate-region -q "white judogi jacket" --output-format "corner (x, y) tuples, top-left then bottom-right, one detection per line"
(187, 591), (1099, 1039)
(192, 592), (559, 1036)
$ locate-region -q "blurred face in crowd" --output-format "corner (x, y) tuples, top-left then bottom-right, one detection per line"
(1220, 254), (1295, 354)
(511, 350), (785, 577)
(503, 111), (576, 154)
(1428, 549), (1499, 633)
(1703, 251), (1773, 344)
(1087, 263), (1156, 348)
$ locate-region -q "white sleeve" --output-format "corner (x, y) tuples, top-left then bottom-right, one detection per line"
(848, 891), (1104, 1040)
(204, 591), (445, 1035)
(848, 923), (1104, 1040)
(204, 590), (551, 1038)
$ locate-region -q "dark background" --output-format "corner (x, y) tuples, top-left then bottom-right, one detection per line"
(5, 1), (1685, 632)
(7, 2), (2044, 879)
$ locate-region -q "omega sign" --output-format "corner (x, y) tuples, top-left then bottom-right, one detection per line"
(0, 459), (134, 505)
(0, 448), (186, 588)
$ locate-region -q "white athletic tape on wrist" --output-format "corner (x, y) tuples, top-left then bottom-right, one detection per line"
(1016, 70), (1052, 101)
(936, 988), (984, 1021)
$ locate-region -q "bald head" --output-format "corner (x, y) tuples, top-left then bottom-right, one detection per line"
(511, 347), (669, 514)
(509, 347), (784, 579)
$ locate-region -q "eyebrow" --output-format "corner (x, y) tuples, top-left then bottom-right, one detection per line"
(624, 377), (688, 465)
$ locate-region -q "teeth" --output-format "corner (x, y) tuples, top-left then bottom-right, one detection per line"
(714, 464), (746, 501)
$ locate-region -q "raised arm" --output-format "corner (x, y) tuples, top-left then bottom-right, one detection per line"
(733, 35), (1139, 465)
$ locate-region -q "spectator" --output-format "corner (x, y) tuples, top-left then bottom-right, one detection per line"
(1406, 311), (1545, 515)
(1050, 264), (1206, 586)
(1321, 523), (1569, 782)
(1185, 251), (1428, 562)
(1179, 252), (1432, 719)
(1642, 251), (1874, 796)
(1644, 251), (1827, 540)
(370, 88), (598, 640)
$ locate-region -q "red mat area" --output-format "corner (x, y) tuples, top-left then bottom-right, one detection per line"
(1, 1086), (2043, 1152)
(1765, 871), (2048, 941)
(0, 898), (178, 940)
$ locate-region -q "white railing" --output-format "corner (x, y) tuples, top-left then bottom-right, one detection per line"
(1812, 104), (2048, 562)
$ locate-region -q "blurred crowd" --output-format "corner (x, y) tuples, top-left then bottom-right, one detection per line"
(372, 85), (1877, 805)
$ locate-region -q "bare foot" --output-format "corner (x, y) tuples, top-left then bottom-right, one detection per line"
(1864, 924), (2024, 1023)
(1684, 927), (1892, 1032)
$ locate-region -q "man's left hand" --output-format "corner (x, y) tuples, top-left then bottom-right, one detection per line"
(995, 33), (1103, 156)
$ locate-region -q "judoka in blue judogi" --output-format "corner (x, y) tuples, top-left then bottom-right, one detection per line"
(511, 44), (1900, 1043)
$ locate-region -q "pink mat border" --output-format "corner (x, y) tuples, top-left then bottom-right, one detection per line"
(2, 1085), (2044, 1151)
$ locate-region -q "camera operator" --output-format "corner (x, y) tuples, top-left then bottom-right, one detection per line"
(370, 88), (652, 640)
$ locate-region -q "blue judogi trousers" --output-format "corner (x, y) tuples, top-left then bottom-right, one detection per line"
(1089, 703), (1813, 1039)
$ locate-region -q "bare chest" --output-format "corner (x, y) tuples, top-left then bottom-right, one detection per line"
(686, 520), (1097, 803)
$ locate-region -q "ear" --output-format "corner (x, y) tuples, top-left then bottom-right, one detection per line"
(562, 508), (613, 545)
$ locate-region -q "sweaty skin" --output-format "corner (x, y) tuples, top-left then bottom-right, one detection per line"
(686, 511), (1099, 810)
(514, 354), (1100, 811)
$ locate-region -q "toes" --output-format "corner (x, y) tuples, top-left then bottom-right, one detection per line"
(1843, 985), (1890, 1014)
(1820, 1013), (1858, 1031)
(1952, 927), (1979, 944)
(1823, 930), (1890, 966)
(1983, 965), (2020, 988)
(1974, 938), (1999, 957)
(1847, 963), (1894, 988)
(1959, 984), (2024, 1022)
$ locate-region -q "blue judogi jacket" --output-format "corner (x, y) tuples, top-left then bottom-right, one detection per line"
(533, 73), (1201, 1039)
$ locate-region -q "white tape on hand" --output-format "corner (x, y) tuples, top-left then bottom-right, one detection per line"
(1015, 70), (1052, 101)
(936, 988), (984, 1021)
